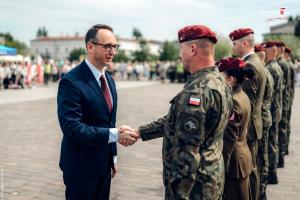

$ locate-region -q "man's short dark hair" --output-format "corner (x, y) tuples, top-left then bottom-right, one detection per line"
(85, 24), (113, 47)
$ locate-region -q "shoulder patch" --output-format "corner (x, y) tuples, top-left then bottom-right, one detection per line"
(189, 96), (201, 106)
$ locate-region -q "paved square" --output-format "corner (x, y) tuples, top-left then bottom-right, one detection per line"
(0, 83), (299, 199)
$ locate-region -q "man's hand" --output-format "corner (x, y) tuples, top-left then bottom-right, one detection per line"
(118, 125), (139, 146)
(112, 164), (118, 178)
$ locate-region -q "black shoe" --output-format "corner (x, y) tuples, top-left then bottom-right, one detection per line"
(278, 156), (285, 168)
(285, 148), (289, 155)
(268, 172), (278, 184)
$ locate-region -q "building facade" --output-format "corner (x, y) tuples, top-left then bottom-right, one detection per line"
(30, 35), (163, 61)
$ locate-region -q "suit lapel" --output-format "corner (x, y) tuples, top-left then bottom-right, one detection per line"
(81, 61), (110, 115)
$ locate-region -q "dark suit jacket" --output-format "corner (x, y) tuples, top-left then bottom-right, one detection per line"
(223, 87), (252, 178)
(57, 60), (118, 179)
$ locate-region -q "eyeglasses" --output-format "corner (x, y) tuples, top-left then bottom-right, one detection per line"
(90, 42), (120, 51)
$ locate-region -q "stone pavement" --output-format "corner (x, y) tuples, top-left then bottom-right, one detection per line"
(0, 82), (299, 200)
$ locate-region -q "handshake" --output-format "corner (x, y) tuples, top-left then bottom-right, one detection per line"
(118, 125), (140, 146)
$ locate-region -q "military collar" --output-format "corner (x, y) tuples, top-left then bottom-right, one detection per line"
(184, 66), (217, 88)
(232, 85), (242, 94)
(242, 51), (255, 61)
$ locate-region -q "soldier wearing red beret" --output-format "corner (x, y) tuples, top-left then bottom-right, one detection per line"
(274, 41), (291, 170)
(283, 46), (295, 158)
(137, 25), (233, 200)
(229, 28), (267, 200)
(261, 41), (284, 186)
(218, 58), (253, 200)
(255, 44), (275, 200)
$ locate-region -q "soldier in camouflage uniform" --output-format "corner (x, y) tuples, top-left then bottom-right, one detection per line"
(262, 42), (284, 185)
(275, 41), (291, 168)
(229, 28), (267, 200)
(136, 25), (233, 200)
(284, 47), (295, 155)
(255, 44), (274, 199)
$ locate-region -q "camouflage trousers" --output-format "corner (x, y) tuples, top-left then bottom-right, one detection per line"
(286, 105), (293, 154)
(164, 163), (224, 200)
(258, 124), (270, 200)
(268, 119), (279, 175)
(247, 139), (259, 200)
(279, 110), (289, 158)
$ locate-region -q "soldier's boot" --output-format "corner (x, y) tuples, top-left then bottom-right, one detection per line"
(268, 171), (278, 184)
(285, 148), (289, 155)
(278, 155), (285, 168)
(260, 193), (267, 200)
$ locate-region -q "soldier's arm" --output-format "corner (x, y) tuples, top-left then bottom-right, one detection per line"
(222, 99), (242, 172)
(169, 91), (206, 199)
(241, 64), (258, 105)
(139, 116), (167, 141)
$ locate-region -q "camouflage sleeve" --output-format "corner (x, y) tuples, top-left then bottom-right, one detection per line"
(222, 99), (241, 172)
(169, 90), (207, 199)
(139, 116), (167, 141)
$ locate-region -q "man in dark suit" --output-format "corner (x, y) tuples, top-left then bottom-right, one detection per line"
(57, 24), (138, 200)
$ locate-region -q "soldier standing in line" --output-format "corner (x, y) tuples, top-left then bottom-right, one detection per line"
(255, 44), (274, 199)
(229, 28), (267, 200)
(284, 47), (295, 155)
(127, 25), (233, 200)
(261, 41), (284, 185)
(218, 58), (253, 200)
(275, 41), (291, 168)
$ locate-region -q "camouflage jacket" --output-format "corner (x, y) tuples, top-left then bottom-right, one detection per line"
(139, 66), (233, 200)
(261, 68), (274, 129)
(277, 57), (291, 112)
(265, 60), (283, 122)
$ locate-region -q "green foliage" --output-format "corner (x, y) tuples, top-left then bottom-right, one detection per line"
(68, 48), (86, 62)
(132, 28), (142, 40)
(0, 32), (27, 55)
(215, 34), (232, 61)
(159, 40), (179, 61)
(295, 21), (300, 37)
(113, 49), (130, 62)
(37, 26), (48, 37)
(131, 29), (156, 62)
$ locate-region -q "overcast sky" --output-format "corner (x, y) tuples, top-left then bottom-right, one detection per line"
(1, 0), (299, 45)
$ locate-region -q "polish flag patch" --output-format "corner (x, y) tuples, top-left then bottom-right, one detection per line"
(189, 97), (201, 106)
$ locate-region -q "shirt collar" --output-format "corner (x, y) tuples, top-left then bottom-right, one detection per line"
(85, 58), (106, 81)
(242, 51), (255, 60)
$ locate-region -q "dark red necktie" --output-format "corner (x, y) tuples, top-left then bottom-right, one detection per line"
(100, 75), (112, 113)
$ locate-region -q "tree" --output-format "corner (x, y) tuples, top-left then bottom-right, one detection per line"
(159, 40), (179, 61)
(132, 28), (142, 40)
(113, 49), (129, 62)
(295, 21), (300, 37)
(37, 26), (48, 37)
(0, 32), (27, 55)
(131, 28), (155, 62)
(69, 48), (86, 62)
(215, 34), (232, 61)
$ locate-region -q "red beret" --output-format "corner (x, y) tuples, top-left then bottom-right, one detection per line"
(178, 25), (217, 44)
(285, 47), (292, 53)
(261, 41), (277, 48)
(229, 28), (254, 41)
(217, 57), (246, 72)
(254, 44), (266, 52)
(274, 41), (285, 47)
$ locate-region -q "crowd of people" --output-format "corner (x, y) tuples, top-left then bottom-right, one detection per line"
(0, 59), (192, 90)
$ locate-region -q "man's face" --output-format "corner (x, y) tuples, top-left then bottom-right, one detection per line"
(179, 42), (192, 71)
(88, 29), (117, 67)
(232, 40), (244, 57)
